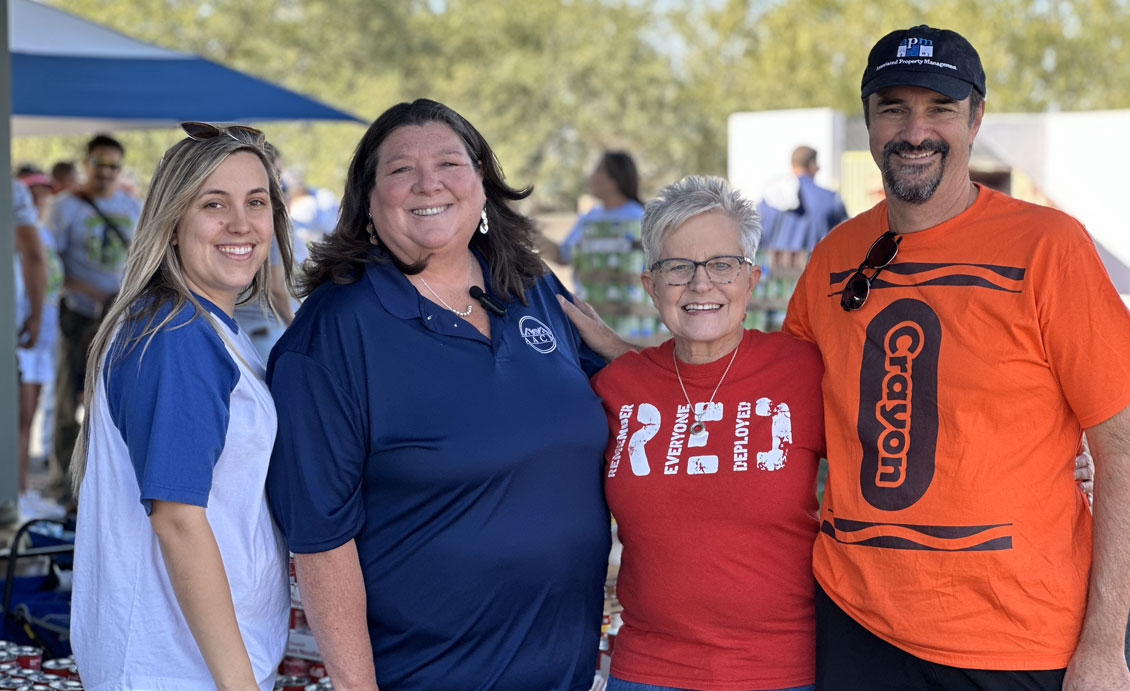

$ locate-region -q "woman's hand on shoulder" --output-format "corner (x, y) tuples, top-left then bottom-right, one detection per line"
(556, 294), (638, 362)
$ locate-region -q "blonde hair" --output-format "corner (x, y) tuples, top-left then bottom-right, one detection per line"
(71, 129), (294, 492)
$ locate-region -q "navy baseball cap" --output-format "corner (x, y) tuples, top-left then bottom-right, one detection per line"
(861, 25), (986, 101)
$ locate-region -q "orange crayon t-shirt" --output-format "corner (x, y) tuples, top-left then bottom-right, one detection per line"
(784, 185), (1130, 670)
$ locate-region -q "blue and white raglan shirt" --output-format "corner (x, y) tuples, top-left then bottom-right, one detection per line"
(266, 251), (611, 691)
(72, 295), (289, 691)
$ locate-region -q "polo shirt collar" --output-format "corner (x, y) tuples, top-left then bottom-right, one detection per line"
(363, 246), (500, 321)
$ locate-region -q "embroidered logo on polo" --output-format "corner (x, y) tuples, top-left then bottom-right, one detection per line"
(897, 37), (933, 57)
(605, 398), (793, 478)
(826, 260), (1026, 300)
(822, 298), (1014, 552)
(518, 316), (557, 354)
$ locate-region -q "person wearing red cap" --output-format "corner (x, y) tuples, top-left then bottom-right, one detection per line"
(783, 25), (1130, 691)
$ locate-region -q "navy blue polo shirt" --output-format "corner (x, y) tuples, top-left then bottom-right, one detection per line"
(266, 254), (610, 691)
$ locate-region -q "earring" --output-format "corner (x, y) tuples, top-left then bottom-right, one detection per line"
(366, 215), (378, 245)
(478, 207), (489, 235)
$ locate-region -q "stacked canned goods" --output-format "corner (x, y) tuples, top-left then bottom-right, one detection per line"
(749, 249), (809, 331)
(0, 641), (81, 689)
(274, 673), (333, 690)
(573, 219), (664, 343)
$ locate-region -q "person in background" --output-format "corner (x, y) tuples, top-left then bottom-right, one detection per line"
(757, 146), (848, 253)
(266, 98), (609, 691)
(783, 24), (1130, 690)
(48, 134), (141, 503)
(539, 150), (645, 265)
(590, 175), (821, 691)
(233, 142), (298, 362)
(70, 122), (292, 690)
(49, 160), (78, 194)
(15, 171), (62, 516)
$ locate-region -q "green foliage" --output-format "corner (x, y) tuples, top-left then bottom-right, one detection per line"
(16, 0), (1130, 211)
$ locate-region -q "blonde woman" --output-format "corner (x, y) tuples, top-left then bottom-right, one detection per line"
(70, 122), (293, 691)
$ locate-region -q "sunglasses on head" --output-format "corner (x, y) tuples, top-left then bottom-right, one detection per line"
(180, 121), (265, 144)
(840, 230), (901, 312)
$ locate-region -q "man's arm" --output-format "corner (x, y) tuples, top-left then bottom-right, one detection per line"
(294, 541), (379, 691)
(15, 222), (45, 347)
(1064, 404), (1130, 691)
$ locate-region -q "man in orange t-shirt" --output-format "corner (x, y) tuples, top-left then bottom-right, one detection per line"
(783, 24), (1130, 691)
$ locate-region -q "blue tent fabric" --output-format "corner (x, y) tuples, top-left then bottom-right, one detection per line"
(8, 0), (362, 134)
(12, 53), (361, 123)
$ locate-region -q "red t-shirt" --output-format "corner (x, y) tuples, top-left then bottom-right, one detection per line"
(592, 329), (824, 690)
(784, 185), (1130, 669)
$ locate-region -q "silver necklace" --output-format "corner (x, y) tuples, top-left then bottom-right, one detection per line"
(418, 275), (473, 317)
(672, 341), (741, 436)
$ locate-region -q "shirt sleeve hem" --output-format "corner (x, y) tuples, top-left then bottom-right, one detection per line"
(285, 524), (363, 555)
(1077, 394), (1130, 430)
(140, 485), (211, 508)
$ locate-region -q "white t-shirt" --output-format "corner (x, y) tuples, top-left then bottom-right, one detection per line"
(72, 295), (288, 691)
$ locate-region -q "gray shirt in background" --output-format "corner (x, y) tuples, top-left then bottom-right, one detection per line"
(49, 189), (140, 318)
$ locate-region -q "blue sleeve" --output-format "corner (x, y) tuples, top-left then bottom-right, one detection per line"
(105, 309), (239, 513)
(266, 350), (367, 553)
(832, 195), (849, 225)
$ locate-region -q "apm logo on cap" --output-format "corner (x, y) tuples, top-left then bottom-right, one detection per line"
(897, 37), (933, 58)
(519, 316), (557, 354)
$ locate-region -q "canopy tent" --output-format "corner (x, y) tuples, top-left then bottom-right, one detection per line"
(10, 0), (363, 135)
(0, 1), (364, 524)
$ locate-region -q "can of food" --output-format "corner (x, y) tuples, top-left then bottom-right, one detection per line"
(0, 677), (22, 691)
(18, 672), (54, 684)
(288, 608), (308, 632)
(279, 657), (310, 676)
(275, 676), (309, 691)
(38, 660), (68, 679)
(306, 662), (326, 680)
(0, 664), (17, 675)
(47, 680), (83, 690)
(12, 647), (41, 671)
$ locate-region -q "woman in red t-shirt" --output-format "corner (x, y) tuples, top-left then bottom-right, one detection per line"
(587, 175), (823, 691)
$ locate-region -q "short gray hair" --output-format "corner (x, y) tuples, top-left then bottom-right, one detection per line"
(641, 176), (761, 268)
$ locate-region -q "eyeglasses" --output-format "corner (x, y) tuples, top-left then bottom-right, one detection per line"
(87, 157), (121, 171)
(840, 230), (901, 311)
(649, 255), (753, 286)
(180, 121), (265, 145)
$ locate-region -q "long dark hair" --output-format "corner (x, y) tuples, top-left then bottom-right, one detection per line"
(300, 99), (544, 302)
(600, 150), (642, 206)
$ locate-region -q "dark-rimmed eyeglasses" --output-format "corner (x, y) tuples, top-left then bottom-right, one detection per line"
(649, 255), (753, 286)
(840, 230), (901, 311)
(180, 121), (265, 144)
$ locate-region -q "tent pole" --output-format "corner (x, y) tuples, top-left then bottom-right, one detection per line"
(1, 0), (20, 527)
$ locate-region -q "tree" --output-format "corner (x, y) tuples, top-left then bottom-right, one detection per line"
(17, 0), (1130, 211)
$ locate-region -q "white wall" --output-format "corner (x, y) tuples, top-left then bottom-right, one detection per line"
(727, 108), (845, 205)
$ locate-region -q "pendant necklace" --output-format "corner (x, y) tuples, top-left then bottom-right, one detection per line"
(418, 274), (473, 317)
(673, 341), (741, 436)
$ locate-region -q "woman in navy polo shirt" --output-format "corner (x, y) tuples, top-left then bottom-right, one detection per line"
(265, 99), (610, 690)
(70, 123), (294, 689)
